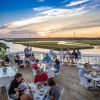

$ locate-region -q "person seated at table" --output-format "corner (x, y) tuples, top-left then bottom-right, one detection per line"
(49, 48), (55, 60)
(84, 63), (92, 73)
(4, 54), (10, 64)
(65, 49), (71, 63)
(9, 73), (33, 100)
(24, 46), (30, 58)
(47, 78), (60, 100)
(80, 63), (92, 84)
(71, 49), (77, 63)
(54, 59), (60, 73)
(24, 56), (31, 67)
(53, 54), (57, 61)
(14, 53), (23, 67)
(30, 53), (35, 62)
(49, 48), (54, 56)
(43, 54), (52, 66)
(32, 59), (39, 70)
(34, 69), (48, 84)
(18, 79), (30, 95)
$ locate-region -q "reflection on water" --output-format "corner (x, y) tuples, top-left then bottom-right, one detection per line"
(6, 42), (49, 52)
(0, 40), (100, 54)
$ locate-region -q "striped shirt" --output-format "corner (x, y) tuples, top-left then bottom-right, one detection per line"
(49, 85), (60, 100)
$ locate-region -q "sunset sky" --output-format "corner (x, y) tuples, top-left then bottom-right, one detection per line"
(0, 0), (100, 38)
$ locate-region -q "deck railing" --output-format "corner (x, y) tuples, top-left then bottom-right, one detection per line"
(8, 51), (100, 66)
(77, 54), (100, 68)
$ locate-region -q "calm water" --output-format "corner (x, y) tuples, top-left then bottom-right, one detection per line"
(0, 40), (100, 54)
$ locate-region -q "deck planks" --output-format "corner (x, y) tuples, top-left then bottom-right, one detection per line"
(11, 64), (100, 100)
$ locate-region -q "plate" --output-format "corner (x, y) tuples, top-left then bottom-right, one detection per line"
(36, 89), (46, 94)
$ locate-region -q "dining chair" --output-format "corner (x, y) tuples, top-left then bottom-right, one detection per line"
(78, 69), (90, 88)
(59, 88), (64, 100)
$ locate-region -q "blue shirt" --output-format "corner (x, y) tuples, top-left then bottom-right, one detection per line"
(24, 48), (30, 54)
(54, 64), (60, 70)
(77, 51), (81, 59)
(43, 56), (51, 63)
(79, 68), (91, 81)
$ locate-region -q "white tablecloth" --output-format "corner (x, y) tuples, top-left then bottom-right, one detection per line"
(0, 67), (16, 85)
(0, 67), (16, 78)
(29, 83), (50, 100)
(84, 74), (100, 81)
(45, 67), (57, 78)
(84, 73), (100, 88)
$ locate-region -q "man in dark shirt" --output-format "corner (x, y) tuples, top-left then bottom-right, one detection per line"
(9, 73), (33, 100)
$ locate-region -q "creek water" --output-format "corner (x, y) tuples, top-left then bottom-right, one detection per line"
(0, 40), (100, 54)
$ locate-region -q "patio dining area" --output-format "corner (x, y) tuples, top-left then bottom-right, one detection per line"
(0, 51), (100, 100)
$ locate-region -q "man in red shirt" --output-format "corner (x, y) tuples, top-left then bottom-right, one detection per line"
(32, 59), (39, 70)
(34, 69), (48, 83)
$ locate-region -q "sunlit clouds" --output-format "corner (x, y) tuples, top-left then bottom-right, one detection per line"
(0, 0), (100, 38)
(66, 0), (90, 7)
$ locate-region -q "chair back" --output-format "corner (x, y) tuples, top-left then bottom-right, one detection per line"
(59, 88), (64, 100)
(78, 69), (88, 87)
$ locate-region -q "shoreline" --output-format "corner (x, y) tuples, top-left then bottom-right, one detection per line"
(14, 42), (93, 50)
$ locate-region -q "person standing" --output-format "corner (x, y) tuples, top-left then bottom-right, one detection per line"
(24, 46), (30, 58)
(14, 53), (23, 67)
(76, 49), (81, 60)
(24, 46), (31, 67)
(59, 49), (65, 63)
(71, 49), (77, 63)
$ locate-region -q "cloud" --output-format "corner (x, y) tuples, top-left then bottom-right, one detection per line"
(0, 0), (100, 38)
(5, 16), (51, 28)
(33, 6), (52, 12)
(33, 6), (88, 18)
(66, 0), (90, 7)
(0, 6), (87, 30)
(37, 12), (100, 35)
(37, 0), (46, 2)
(91, 4), (100, 10)
(0, 24), (8, 29)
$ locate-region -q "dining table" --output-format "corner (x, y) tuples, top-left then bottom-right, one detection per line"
(29, 83), (50, 100)
(39, 63), (57, 78)
(84, 73), (100, 88)
(0, 67), (16, 85)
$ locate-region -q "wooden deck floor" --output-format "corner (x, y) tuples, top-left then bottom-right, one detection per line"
(17, 64), (100, 100)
